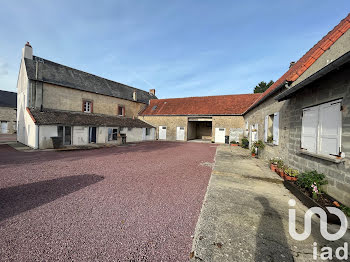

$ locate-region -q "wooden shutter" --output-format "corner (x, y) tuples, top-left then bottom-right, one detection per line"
(273, 112), (279, 145)
(264, 116), (268, 142)
(301, 106), (319, 153)
(318, 100), (342, 156)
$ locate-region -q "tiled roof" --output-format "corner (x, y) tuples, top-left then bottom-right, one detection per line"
(24, 57), (156, 104)
(28, 108), (154, 128)
(0, 90), (17, 108)
(140, 94), (261, 116)
(246, 13), (350, 112)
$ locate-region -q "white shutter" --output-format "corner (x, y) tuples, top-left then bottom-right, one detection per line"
(264, 116), (268, 142)
(273, 112), (279, 145)
(318, 101), (341, 156)
(301, 106), (319, 153)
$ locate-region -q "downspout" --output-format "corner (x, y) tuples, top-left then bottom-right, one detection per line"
(36, 125), (40, 149)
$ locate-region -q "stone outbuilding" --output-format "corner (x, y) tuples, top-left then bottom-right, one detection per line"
(0, 90), (17, 134)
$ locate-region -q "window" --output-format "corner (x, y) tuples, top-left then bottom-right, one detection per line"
(118, 105), (125, 116)
(264, 112), (279, 145)
(83, 100), (92, 113)
(108, 128), (118, 141)
(301, 100), (342, 156)
(58, 126), (72, 145)
(146, 128), (151, 136)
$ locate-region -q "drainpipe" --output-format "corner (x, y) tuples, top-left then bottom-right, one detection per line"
(36, 125), (40, 149)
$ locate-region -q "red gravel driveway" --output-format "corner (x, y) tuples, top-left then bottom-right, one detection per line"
(0, 142), (216, 261)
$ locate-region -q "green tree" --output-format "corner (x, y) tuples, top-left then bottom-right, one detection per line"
(253, 80), (274, 93)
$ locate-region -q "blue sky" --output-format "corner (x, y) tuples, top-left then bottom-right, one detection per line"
(0, 1), (349, 98)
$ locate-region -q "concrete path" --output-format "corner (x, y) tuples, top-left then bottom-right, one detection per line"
(191, 145), (350, 262)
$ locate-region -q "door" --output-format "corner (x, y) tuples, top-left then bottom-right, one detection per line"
(215, 128), (225, 143)
(176, 127), (185, 141)
(58, 126), (72, 145)
(89, 127), (97, 143)
(1, 121), (8, 134)
(159, 126), (167, 140)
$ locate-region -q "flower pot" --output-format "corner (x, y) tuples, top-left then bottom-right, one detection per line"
(284, 175), (297, 181)
(251, 153), (256, 157)
(231, 144), (239, 146)
(283, 180), (341, 224)
(270, 164), (277, 172)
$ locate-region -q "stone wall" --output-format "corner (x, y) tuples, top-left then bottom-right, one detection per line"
(0, 107), (17, 134)
(286, 65), (350, 206)
(42, 83), (147, 118)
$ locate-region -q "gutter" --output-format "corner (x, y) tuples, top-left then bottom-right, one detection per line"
(276, 50), (350, 101)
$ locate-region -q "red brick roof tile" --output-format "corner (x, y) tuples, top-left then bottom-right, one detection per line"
(246, 13), (350, 112)
(140, 94), (261, 116)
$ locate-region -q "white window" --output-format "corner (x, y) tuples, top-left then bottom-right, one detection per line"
(83, 101), (92, 113)
(301, 100), (342, 156)
(108, 128), (118, 141)
(145, 128), (151, 136)
(264, 112), (279, 145)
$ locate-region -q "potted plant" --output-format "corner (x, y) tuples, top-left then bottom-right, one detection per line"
(267, 135), (273, 144)
(269, 157), (279, 171)
(284, 168), (299, 181)
(241, 138), (249, 149)
(251, 147), (256, 157)
(252, 140), (265, 157)
(230, 140), (239, 146)
(276, 159), (285, 178)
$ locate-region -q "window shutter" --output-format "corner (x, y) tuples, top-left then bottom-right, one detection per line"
(301, 106), (319, 153)
(264, 116), (268, 142)
(273, 112), (279, 145)
(318, 101), (341, 156)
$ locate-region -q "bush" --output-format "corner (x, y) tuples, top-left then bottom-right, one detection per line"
(267, 135), (273, 143)
(241, 138), (249, 149)
(253, 140), (265, 150)
(284, 168), (299, 177)
(230, 140), (238, 144)
(296, 170), (328, 191)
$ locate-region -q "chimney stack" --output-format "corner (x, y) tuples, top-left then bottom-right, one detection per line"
(149, 89), (155, 96)
(22, 42), (33, 60)
(289, 61), (295, 68)
(133, 90), (137, 101)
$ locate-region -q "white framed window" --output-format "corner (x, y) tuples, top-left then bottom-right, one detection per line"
(301, 99), (342, 156)
(264, 112), (279, 145)
(118, 105), (125, 116)
(83, 100), (92, 113)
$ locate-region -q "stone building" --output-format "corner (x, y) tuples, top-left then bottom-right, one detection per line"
(243, 14), (350, 205)
(139, 94), (260, 143)
(0, 90), (17, 134)
(17, 43), (156, 149)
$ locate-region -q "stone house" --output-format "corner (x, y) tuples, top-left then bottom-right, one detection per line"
(139, 94), (260, 143)
(17, 43), (156, 149)
(243, 14), (350, 205)
(0, 90), (17, 134)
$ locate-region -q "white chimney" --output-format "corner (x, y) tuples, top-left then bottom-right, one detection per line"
(22, 42), (33, 60)
(133, 90), (137, 101)
(149, 89), (155, 96)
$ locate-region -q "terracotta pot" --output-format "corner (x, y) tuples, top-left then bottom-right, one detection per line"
(231, 144), (239, 146)
(251, 153), (256, 157)
(284, 175), (297, 181)
(270, 164), (277, 172)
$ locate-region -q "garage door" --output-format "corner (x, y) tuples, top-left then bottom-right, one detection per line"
(1, 121), (8, 134)
(176, 127), (185, 141)
(159, 126), (167, 140)
(215, 127), (225, 143)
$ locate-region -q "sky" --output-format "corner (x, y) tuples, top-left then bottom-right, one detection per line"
(0, 1), (349, 99)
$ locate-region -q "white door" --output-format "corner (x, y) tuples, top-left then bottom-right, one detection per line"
(159, 126), (167, 140)
(176, 127), (185, 141)
(215, 128), (225, 143)
(1, 121), (8, 134)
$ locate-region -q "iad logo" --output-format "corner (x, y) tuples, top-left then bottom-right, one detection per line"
(288, 199), (349, 260)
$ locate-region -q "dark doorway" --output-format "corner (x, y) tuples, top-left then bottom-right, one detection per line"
(89, 127), (97, 143)
(187, 121), (212, 141)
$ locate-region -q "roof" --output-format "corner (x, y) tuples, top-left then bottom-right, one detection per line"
(140, 94), (261, 116)
(24, 56), (156, 104)
(276, 50), (350, 101)
(28, 108), (154, 128)
(245, 13), (350, 112)
(0, 90), (17, 108)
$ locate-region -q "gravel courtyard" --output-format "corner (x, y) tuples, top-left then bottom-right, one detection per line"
(0, 142), (217, 261)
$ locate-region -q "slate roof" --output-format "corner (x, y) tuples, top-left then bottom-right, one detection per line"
(24, 57), (156, 104)
(28, 108), (154, 128)
(246, 13), (350, 112)
(140, 94), (261, 116)
(0, 90), (17, 108)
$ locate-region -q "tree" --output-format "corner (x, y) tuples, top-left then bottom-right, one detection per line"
(253, 80), (274, 93)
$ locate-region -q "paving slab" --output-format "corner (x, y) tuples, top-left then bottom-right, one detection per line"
(191, 145), (350, 262)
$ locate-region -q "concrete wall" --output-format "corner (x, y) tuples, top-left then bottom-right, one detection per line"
(39, 125), (57, 149)
(42, 83), (147, 118)
(0, 107), (17, 134)
(286, 65), (350, 206)
(139, 116), (188, 141)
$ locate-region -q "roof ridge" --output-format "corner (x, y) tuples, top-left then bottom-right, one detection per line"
(151, 93), (260, 101)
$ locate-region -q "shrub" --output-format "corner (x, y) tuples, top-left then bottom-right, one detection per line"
(267, 136), (273, 143)
(276, 159), (284, 169)
(251, 147), (256, 154)
(241, 138), (249, 149)
(296, 170), (328, 191)
(284, 168), (299, 177)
